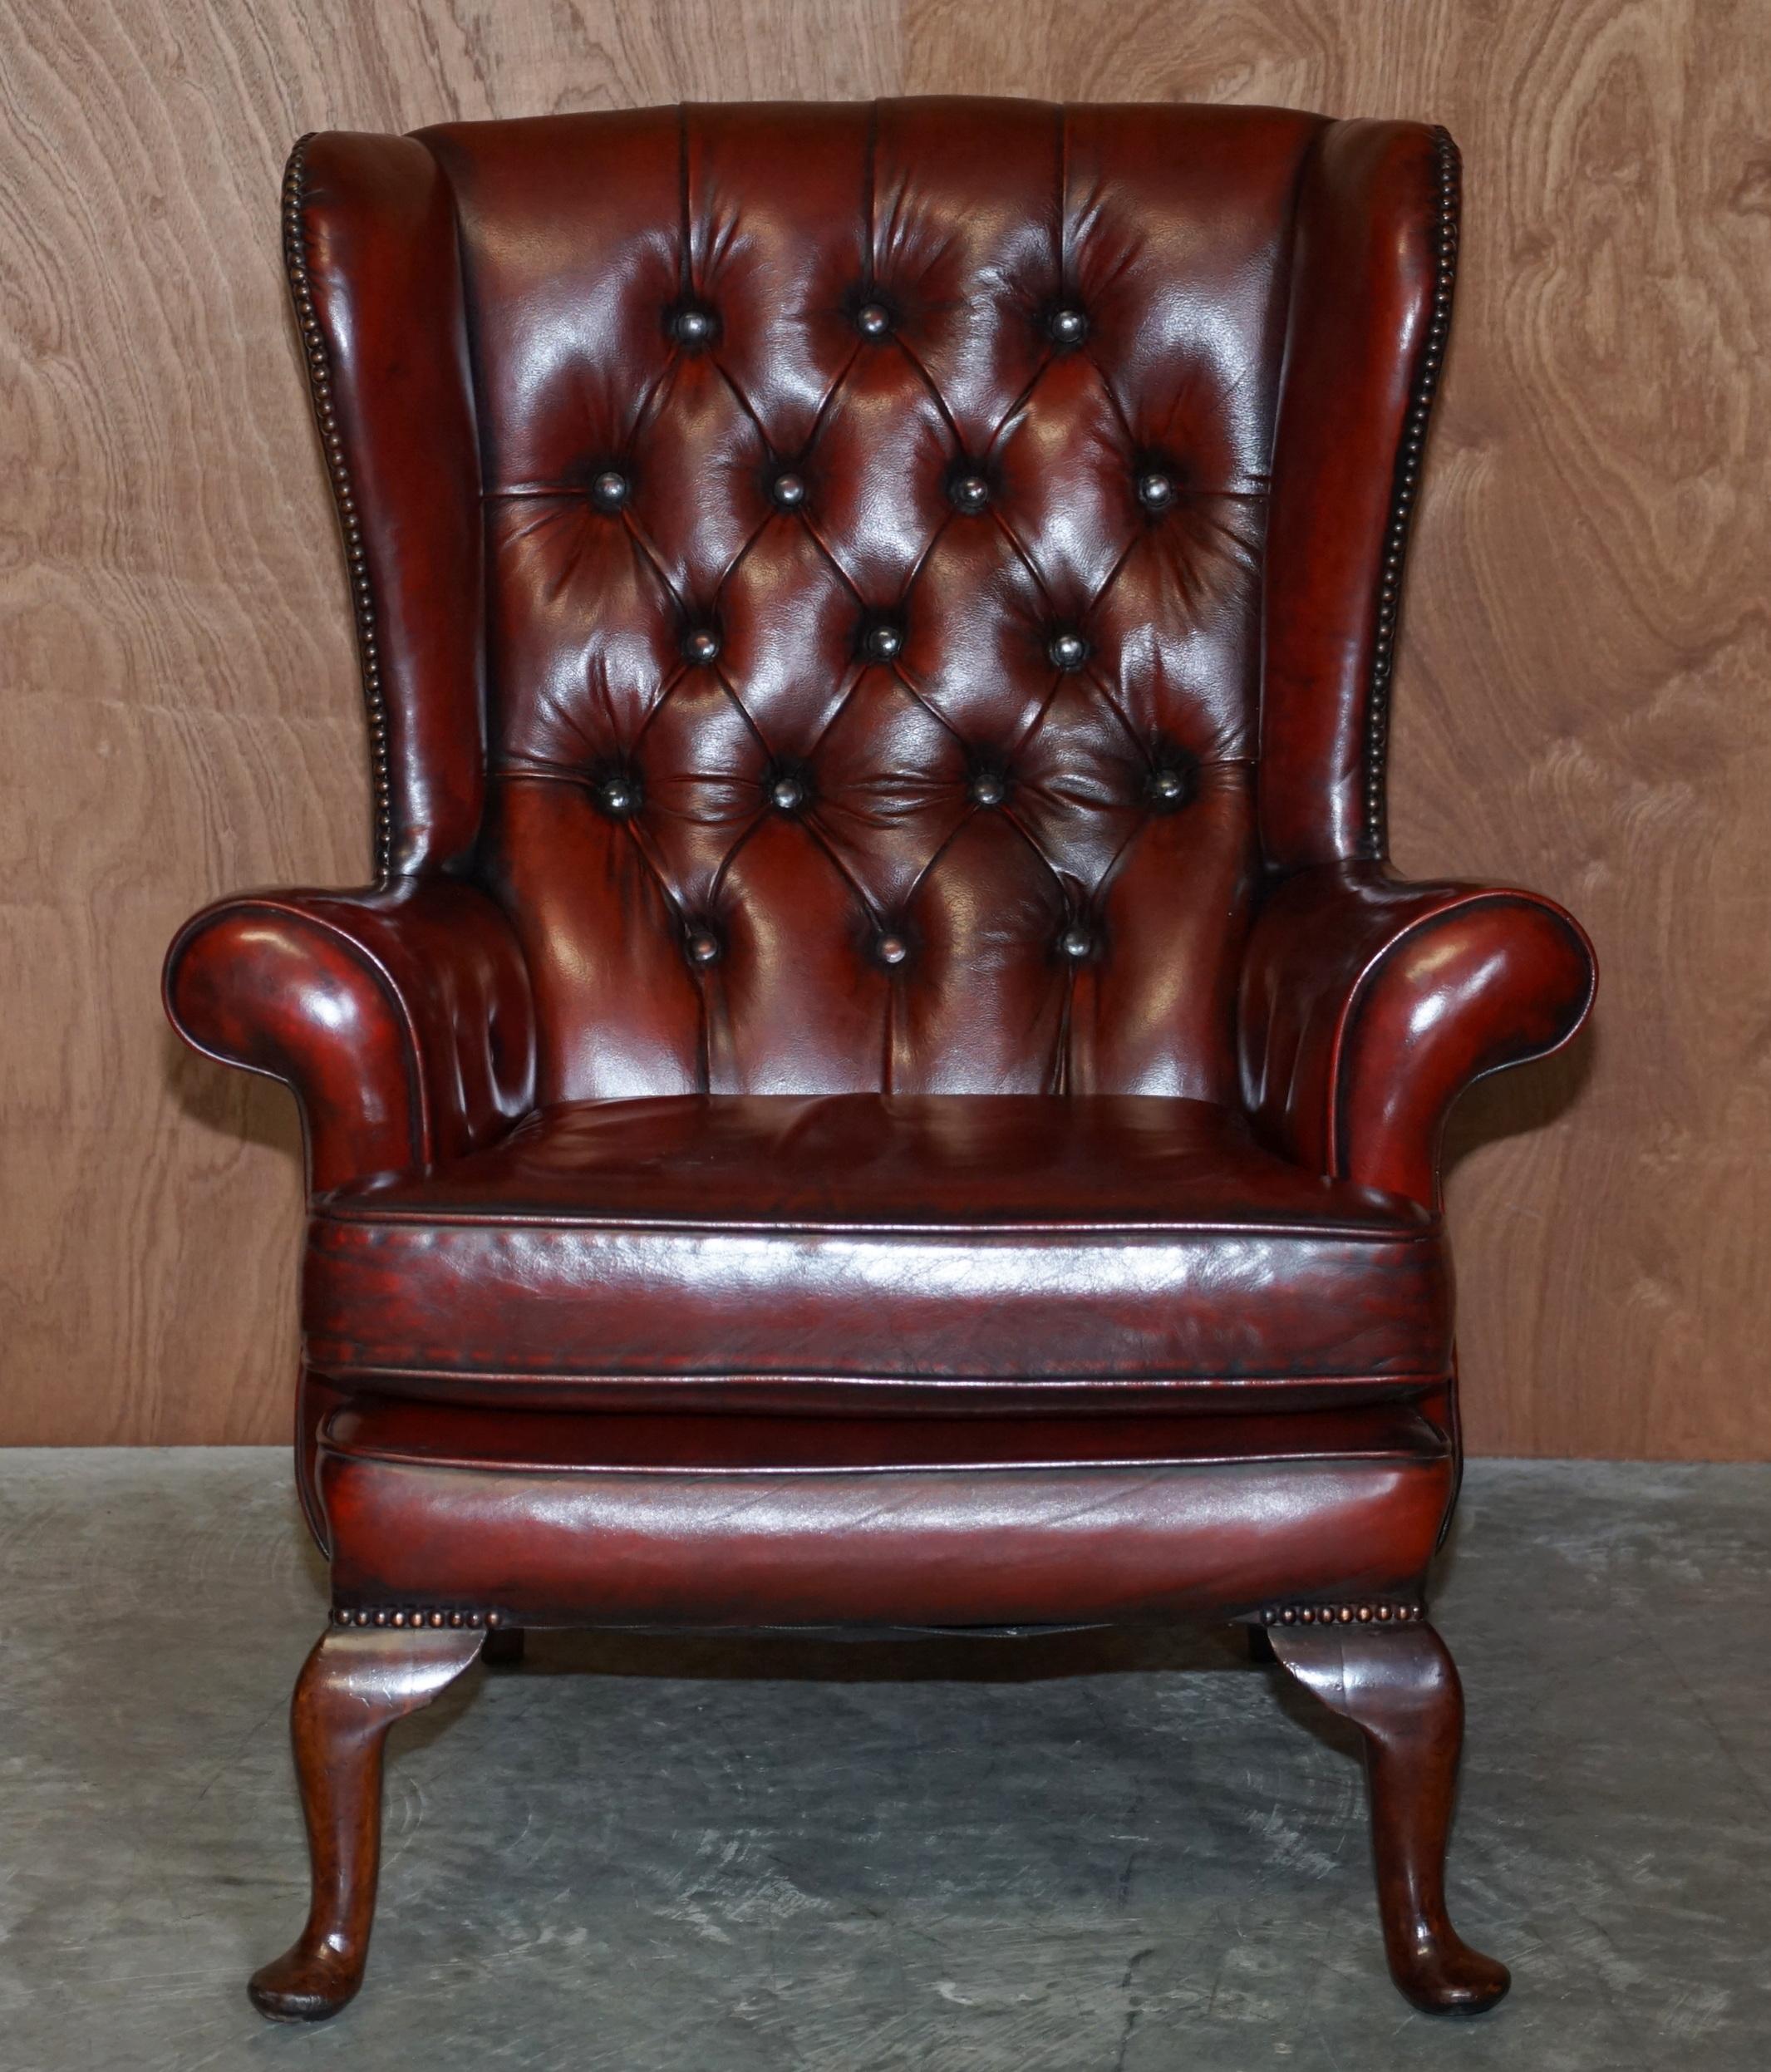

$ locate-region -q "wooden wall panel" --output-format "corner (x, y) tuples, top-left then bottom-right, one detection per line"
(2, 0), (1765, 1454)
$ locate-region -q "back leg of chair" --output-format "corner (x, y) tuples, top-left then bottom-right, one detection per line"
(481, 1625), (526, 1669)
(1269, 1619), (1510, 2015)
(248, 1624), (485, 2021)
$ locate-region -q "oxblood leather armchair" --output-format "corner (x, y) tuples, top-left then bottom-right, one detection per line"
(165, 99), (1596, 2024)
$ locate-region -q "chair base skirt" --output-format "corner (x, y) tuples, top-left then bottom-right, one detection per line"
(315, 1399), (1454, 1632)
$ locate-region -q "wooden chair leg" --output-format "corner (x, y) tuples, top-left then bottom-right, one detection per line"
(481, 1624), (526, 1669)
(1269, 1619), (1510, 2015)
(248, 1624), (485, 2022)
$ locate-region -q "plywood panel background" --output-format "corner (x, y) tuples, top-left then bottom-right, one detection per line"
(2, 0), (1766, 1454)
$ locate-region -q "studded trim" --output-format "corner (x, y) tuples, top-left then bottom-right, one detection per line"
(1254, 1598), (1424, 1628)
(332, 1605), (508, 1631)
(282, 135), (394, 881)
(1362, 127), (1460, 859)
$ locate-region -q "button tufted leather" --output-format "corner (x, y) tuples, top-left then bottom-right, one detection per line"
(668, 303), (718, 348)
(164, 102), (1600, 2024)
(860, 618), (904, 662)
(767, 766), (809, 813)
(596, 768), (642, 819)
(1147, 760), (1193, 810)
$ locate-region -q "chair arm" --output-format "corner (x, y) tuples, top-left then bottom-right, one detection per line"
(1238, 863), (1596, 1206)
(165, 879), (535, 1192)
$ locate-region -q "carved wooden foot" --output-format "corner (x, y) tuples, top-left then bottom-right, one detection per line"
(481, 1624), (526, 1669)
(1270, 1620), (1510, 2015)
(248, 1625), (485, 2022)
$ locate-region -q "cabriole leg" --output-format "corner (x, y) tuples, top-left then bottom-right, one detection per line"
(481, 1624), (526, 1669)
(248, 1624), (485, 2022)
(1269, 1619), (1510, 2015)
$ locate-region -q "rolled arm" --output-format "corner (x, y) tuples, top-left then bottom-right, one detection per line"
(165, 878), (535, 1192)
(1238, 863), (1596, 1205)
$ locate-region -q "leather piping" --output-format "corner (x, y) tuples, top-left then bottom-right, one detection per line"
(1362, 126), (1459, 859)
(306, 1362), (1452, 1390)
(283, 135), (395, 882)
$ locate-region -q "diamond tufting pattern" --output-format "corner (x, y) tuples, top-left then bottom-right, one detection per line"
(417, 101), (1331, 1103)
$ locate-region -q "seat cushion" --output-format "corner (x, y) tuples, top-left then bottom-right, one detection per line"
(305, 1095), (1450, 1408)
(317, 1398), (1454, 1629)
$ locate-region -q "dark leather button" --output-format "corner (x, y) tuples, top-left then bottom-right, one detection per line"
(769, 773), (807, 814)
(1048, 630), (1089, 672)
(590, 470), (629, 510)
(683, 625), (721, 666)
(598, 770), (642, 819)
(685, 928), (721, 967)
(669, 303), (718, 347)
(770, 470), (807, 509)
(1059, 923), (1093, 961)
(950, 472), (990, 514)
(875, 931), (909, 968)
(862, 619), (904, 663)
(1146, 761), (1193, 811)
(969, 767), (1007, 808)
(855, 301), (892, 337)
(1049, 307), (1088, 347)
(1137, 470), (1175, 510)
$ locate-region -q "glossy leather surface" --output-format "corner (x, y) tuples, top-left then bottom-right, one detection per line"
(160, 96), (1596, 1607)
(306, 1094), (1449, 1389)
(318, 1398), (1454, 1627)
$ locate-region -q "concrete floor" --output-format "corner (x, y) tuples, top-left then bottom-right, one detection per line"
(1, 1454), (1767, 2071)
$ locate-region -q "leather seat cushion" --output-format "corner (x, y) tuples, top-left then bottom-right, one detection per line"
(305, 1095), (1451, 1401)
(317, 1398), (1454, 1629)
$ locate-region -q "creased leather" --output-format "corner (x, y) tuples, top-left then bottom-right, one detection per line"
(306, 1093), (1449, 1388)
(319, 1398), (1454, 1627)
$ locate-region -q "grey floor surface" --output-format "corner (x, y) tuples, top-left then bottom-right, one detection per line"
(1, 1453), (1768, 2071)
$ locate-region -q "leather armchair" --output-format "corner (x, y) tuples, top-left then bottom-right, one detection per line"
(165, 99), (1595, 2024)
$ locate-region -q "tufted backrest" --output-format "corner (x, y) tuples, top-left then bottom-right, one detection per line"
(288, 100), (1453, 1103)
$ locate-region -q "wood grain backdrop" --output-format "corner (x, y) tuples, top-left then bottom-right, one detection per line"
(3, 0), (1767, 1454)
